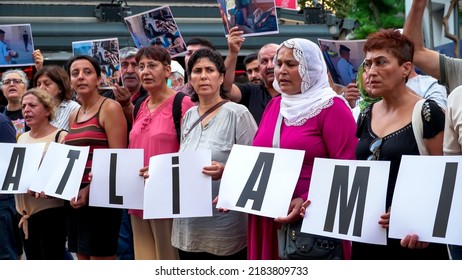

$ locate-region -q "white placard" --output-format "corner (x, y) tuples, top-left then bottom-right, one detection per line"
(89, 149), (145, 209)
(217, 144), (305, 218)
(143, 150), (212, 219)
(301, 158), (390, 245)
(389, 155), (462, 246)
(0, 143), (45, 194)
(29, 142), (89, 201)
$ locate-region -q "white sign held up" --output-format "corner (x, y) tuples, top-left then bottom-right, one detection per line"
(217, 144), (305, 218)
(89, 149), (145, 209)
(29, 142), (89, 201)
(143, 150), (212, 219)
(301, 158), (390, 245)
(390, 155), (462, 246)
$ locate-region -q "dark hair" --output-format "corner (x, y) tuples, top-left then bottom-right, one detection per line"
(66, 55), (102, 78)
(243, 52), (258, 66)
(34, 65), (72, 101)
(185, 37), (215, 50)
(364, 29), (414, 66)
(135, 45), (171, 66)
(187, 49), (227, 102)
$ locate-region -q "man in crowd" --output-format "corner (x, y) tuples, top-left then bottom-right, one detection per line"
(105, 46), (147, 124)
(224, 26), (279, 125)
(243, 52), (262, 84)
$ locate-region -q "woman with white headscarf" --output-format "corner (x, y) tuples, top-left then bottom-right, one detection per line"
(248, 38), (358, 260)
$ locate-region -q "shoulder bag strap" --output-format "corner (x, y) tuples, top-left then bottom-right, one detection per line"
(133, 95), (148, 121)
(412, 99), (429, 155)
(184, 100), (228, 139)
(54, 129), (66, 143)
(272, 113), (283, 148)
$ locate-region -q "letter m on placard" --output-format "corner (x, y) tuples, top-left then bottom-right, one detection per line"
(323, 165), (370, 236)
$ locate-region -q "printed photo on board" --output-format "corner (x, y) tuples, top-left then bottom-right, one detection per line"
(0, 24), (35, 68)
(72, 38), (120, 89)
(124, 6), (186, 57)
(218, 0), (279, 37)
(318, 38), (366, 87)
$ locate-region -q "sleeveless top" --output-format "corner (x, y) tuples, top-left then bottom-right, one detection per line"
(64, 98), (109, 185)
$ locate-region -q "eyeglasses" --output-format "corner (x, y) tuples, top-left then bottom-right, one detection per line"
(2, 79), (24, 85)
(367, 138), (383, 161)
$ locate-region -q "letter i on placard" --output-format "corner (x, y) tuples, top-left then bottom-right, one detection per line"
(172, 156), (180, 214)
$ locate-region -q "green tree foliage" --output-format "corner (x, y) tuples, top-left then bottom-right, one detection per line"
(349, 0), (405, 39)
(298, 0), (352, 19)
(297, 0), (405, 39)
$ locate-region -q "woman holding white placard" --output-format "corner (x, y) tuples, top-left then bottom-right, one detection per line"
(171, 48), (257, 259)
(249, 38), (358, 260)
(16, 88), (67, 259)
(354, 29), (447, 259)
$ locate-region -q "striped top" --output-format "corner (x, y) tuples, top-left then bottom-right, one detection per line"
(64, 98), (109, 185)
(51, 99), (81, 131)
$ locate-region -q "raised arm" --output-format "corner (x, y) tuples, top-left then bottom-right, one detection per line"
(404, 0), (441, 79)
(223, 26), (245, 102)
(33, 49), (44, 70)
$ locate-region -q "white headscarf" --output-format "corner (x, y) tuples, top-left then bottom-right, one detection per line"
(273, 38), (348, 125)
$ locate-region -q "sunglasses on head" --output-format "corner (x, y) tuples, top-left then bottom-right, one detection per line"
(367, 137), (383, 161)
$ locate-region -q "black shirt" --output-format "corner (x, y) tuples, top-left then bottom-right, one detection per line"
(236, 82), (273, 125)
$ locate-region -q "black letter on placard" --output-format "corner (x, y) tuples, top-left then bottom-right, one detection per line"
(2, 147), (26, 191)
(324, 165), (370, 236)
(172, 156), (180, 214)
(109, 153), (123, 205)
(55, 150), (80, 195)
(433, 162), (458, 238)
(236, 152), (274, 211)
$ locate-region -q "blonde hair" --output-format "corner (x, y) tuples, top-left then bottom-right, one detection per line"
(21, 88), (56, 121)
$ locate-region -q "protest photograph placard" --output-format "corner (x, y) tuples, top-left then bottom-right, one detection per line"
(72, 37), (120, 89)
(218, 0), (279, 37)
(124, 6), (186, 57)
(318, 38), (366, 86)
(0, 24), (35, 68)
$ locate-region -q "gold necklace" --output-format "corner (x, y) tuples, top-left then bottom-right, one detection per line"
(81, 96), (101, 115)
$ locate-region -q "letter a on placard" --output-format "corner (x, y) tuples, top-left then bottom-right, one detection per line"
(2, 147), (26, 191)
(433, 162), (458, 238)
(55, 150), (80, 195)
(324, 165), (370, 236)
(109, 153), (123, 205)
(236, 152), (274, 211)
(172, 156), (180, 214)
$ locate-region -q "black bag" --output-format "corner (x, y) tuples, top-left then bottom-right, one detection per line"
(277, 220), (343, 260)
(133, 91), (186, 143)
